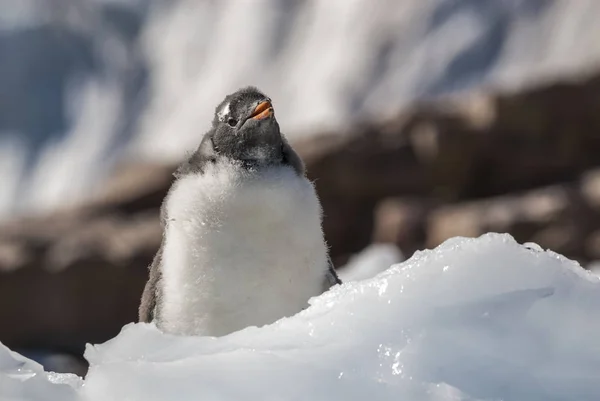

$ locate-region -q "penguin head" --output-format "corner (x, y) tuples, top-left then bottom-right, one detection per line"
(209, 86), (284, 167)
(176, 87), (304, 178)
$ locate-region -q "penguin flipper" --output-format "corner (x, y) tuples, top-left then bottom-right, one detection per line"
(139, 240), (164, 323)
(281, 135), (305, 176)
(323, 255), (342, 292)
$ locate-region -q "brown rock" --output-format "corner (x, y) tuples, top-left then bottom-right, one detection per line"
(426, 184), (599, 262)
(0, 162), (171, 354)
(581, 168), (600, 210)
(372, 197), (431, 258)
(295, 72), (600, 261)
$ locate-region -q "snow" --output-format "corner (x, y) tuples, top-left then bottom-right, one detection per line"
(0, 342), (81, 401)
(4, 1), (600, 218)
(2, 233), (600, 400)
(132, 0), (600, 161)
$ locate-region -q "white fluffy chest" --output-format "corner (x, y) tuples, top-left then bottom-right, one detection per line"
(159, 161), (328, 336)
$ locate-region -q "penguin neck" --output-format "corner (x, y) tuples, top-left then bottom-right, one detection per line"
(156, 160), (329, 336)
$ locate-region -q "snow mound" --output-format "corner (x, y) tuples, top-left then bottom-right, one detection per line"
(0, 342), (81, 401)
(3, 233), (600, 401)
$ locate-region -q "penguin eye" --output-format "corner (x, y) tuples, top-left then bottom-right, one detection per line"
(227, 118), (237, 127)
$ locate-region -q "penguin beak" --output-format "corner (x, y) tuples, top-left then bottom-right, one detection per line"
(250, 101), (273, 120)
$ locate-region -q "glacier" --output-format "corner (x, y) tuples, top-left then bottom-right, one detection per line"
(2, 233), (600, 401)
(3, 0), (600, 218)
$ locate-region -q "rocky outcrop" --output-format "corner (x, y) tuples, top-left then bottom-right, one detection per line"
(0, 163), (172, 357)
(298, 72), (600, 264)
(3, 71), (600, 370)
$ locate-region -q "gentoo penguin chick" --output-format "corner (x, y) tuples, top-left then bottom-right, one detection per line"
(138, 86), (341, 336)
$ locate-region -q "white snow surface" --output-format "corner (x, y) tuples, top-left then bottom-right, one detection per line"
(2, 233), (600, 401)
(0, 342), (82, 401)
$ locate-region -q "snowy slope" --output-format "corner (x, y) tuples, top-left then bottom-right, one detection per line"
(0, 342), (82, 401)
(2, 233), (600, 401)
(2, 1), (600, 218)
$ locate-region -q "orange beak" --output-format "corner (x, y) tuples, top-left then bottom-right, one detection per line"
(250, 101), (273, 120)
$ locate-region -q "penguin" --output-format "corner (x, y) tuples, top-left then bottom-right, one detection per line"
(138, 86), (341, 336)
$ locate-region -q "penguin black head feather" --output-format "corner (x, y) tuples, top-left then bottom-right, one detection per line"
(176, 87), (304, 177)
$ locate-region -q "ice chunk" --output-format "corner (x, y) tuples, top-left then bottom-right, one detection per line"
(81, 233), (600, 401)
(0, 342), (81, 401)
(2, 233), (600, 401)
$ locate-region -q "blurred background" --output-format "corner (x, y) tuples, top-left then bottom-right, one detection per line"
(2, 0), (600, 376)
